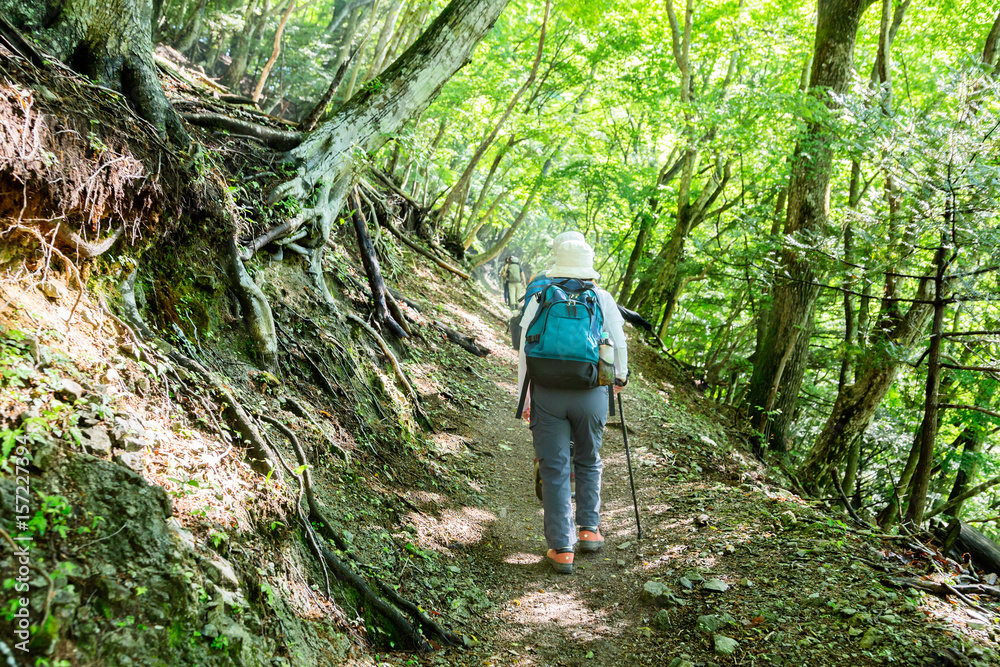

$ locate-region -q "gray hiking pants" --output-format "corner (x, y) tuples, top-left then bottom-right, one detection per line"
(530, 384), (609, 550)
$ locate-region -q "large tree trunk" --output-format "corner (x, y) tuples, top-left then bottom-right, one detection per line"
(745, 0), (875, 451)
(798, 279), (934, 490)
(266, 0), (510, 297)
(4, 0), (190, 146)
(220, 0), (266, 91)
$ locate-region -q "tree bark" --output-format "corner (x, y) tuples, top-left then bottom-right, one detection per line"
(470, 154), (552, 269)
(3, 0), (190, 146)
(267, 0), (511, 296)
(903, 242), (950, 528)
(252, 0), (298, 103)
(220, 0), (266, 91)
(797, 279), (933, 490)
(746, 0), (875, 451)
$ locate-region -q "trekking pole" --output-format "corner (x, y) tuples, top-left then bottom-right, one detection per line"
(617, 391), (642, 539)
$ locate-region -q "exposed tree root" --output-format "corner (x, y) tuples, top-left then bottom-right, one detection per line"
(221, 235), (279, 372)
(345, 312), (434, 431)
(431, 320), (490, 357)
(261, 415), (458, 650)
(351, 189), (408, 339)
(168, 351), (280, 479)
(180, 112), (303, 151)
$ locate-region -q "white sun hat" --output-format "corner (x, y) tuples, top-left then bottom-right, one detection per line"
(546, 239), (600, 280)
(544, 230), (586, 269)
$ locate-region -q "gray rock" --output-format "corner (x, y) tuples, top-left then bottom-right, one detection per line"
(641, 580), (670, 602)
(114, 451), (144, 472)
(713, 635), (739, 655)
(703, 578), (729, 592)
(779, 510), (797, 527)
(697, 614), (736, 634)
(858, 628), (880, 649)
(122, 436), (147, 453)
(82, 426), (113, 455)
(653, 609), (671, 629)
(838, 606), (859, 617)
(684, 570), (706, 583)
(55, 378), (85, 403)
(679, 576), (694, 589)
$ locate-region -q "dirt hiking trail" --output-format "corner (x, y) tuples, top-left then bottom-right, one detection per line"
(397, 282), (998, 667)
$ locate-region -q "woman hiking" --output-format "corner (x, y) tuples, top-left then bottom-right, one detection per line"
(516, 239), (629, 574)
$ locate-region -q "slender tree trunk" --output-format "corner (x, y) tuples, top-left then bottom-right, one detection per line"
(797, 279), (933, 489)
(435, 0), (551, 226)
(221, 0), (264, 90)
(470, 155), (552, 269)
(174, 0), (208, 54)
(746, 0), (875, 451)
(363, 0), (405, 80)
(903, 241), (950, 528)
(252, 0), (297, 103)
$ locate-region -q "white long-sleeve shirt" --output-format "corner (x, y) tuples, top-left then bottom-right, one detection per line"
(517, 285), (628, 411)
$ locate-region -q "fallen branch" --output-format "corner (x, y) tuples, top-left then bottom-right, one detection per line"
(831, 468), (876, 530)
(431, 321), (489, 357)
(889, 578), (999, 617)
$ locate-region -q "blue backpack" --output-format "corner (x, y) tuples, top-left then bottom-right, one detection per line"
(515, 278), (604, 413)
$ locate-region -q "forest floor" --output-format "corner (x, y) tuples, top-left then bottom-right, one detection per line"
(378, 270), (1000, 667)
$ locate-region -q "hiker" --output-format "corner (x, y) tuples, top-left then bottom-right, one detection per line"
(516, 239), (628, 575)
(504, 255), (524, 310)
(499, 257), (511, 306)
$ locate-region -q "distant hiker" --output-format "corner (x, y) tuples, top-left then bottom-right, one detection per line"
(515, 239), (628, 574)
(499, 257), (511, 305)
(502, 255), (525, 310)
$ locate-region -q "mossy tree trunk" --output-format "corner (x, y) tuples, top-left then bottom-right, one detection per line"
(268, 0), (511, 300)
(3, 0), (190, 146)
(745, 0), (875, 452)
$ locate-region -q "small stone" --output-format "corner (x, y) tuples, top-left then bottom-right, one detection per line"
(82, 427), (113, 455)
(848, 626), (864, 637)
(858, 628), (880, 649)
(703, 579), (729, 592)
(39, 280), (66, 300)
(617, 541), (632, 550)
(81, 309), (99, 325)
(696, 514), (711, 526)
(839, 607), (859, 617)
(667, 659), (695, 667)
(685, 571), (705, 583)
(105, 367), (121, 384)
(740, 578), (753, 587)
(713, 635), (739, 655)
(114, 451), (143, 472)
(119, 343), (139, 360)
(638, 627), (652, 638)
(652, 609), (671, 629)
(55, 378), (85, 403)
(122, 437), (146, 452)
(679, 577), (694, 589)
(697, 614), (736, 634)
(641, 581), (670, 603)
(880, 614), (899, 624)
(779, 511), (797, 527)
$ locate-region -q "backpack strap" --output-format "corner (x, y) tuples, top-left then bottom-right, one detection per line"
(515, 380), (531, 419)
